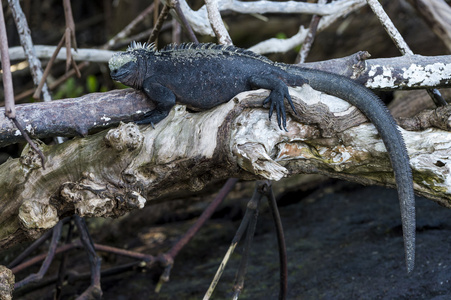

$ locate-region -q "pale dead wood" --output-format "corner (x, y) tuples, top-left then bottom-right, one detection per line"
(249, 1), (366, 54)
(204, 0), (232, 45)
(1, 86), (451, 251)
(175, 0), (365, 37)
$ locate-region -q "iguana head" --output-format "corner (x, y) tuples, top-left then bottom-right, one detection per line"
(109, 42), (156, 88)
(109, 51), (140, 87)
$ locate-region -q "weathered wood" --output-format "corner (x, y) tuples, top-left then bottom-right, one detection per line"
(0, 89), (154, 147)
(1, 86), (451, 250)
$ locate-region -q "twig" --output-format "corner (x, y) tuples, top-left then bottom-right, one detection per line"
(203, 182), (265, 300)
(169, 178), (238, 258)
(63, 0), (79, 74)
(0, 3), (46, 167)
(296, 15), (321, 63)
(33, 0), (80, 99)
(204, 0), (232, 45)
(14, 222), (63, 289)
(154, 0), (159, 28)
(219, 0), (365, 15)
(10, 240), (153, 276)
(55, 218), (75, 300)
(172, 0), (365, 37)
(63, 0), (77, 51)
(172, 0), (199, 43)
(231, 182), (263, 299)
(366, 0), (447, 106)
(7, 0), (51, 101)
(249, 1), (366, 54)
(74, 216), (102, 300)
(147, 4), (171, 44)
(15, 62), (90, 102)
(7, 230), (54, 269)
(64, 27), (81, 76)
(6, 45), (115, 62)
(103, 3), (154, 49)
(367, 0), (413, 54)
(172, 18), (182, 44)
(32, 34), (66, 99)
(295, 0), (326, 64)
(0, 1), (15, 119)
(265, 181), (287, 300)
(155, 178), (239, 292)
(10, 242), (80, 275)
(12, 117), (46, 167)
(22, 1), (154, 101)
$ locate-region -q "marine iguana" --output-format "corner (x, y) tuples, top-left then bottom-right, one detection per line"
(108, 42), (415, 273)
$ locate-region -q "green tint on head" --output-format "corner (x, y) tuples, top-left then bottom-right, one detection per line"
(108, 53), (137, 72)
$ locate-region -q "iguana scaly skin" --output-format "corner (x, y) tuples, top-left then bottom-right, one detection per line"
(109, 42), (415, 273)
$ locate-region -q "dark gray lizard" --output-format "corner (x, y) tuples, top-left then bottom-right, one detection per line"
(109, 42), (415, 273)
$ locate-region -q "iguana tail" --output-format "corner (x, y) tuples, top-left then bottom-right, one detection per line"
(288, 66), (416, 273)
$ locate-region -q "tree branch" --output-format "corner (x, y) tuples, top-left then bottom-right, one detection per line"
(301, 54), (451, 90)
(0, 89), (153, 147)
(172, 0), (365, 37)
(7, 0), (51, 101)
(1, 54), (450, 147)
(6, 46), (115, 63)
(1, 86), (451, 250)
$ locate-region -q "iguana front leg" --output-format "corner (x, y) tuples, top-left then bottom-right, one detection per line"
(248, 75), (305, 131)
(136, 78), (176, 125)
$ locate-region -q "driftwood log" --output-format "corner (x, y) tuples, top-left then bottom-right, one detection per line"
(1, 84), (451, 251)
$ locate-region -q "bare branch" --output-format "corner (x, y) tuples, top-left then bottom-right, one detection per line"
(219, 0), (365, 15)
(249, 1), (366, 54)
(148, 4), (171, 44)
(6, 46), (115, 63)
(0, 2), (15, 119)
(366, 0), (414, 55)
(366, 0), (447, 106)
(7, 0), (51, 101)
(32, 35), (67, 99)
(63, 0), (77, 51)
(301, 54), (451, 90)
(1, 1), (45, 168)
(295, 0), (326, 64)
(171, 0), (199, 43)
(204, 0), (232, 45)
(103, 3), (155, 49)
(175, 0), (366, 37)
(0, 89), (153, 147)
(32, 0), (79, 100)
